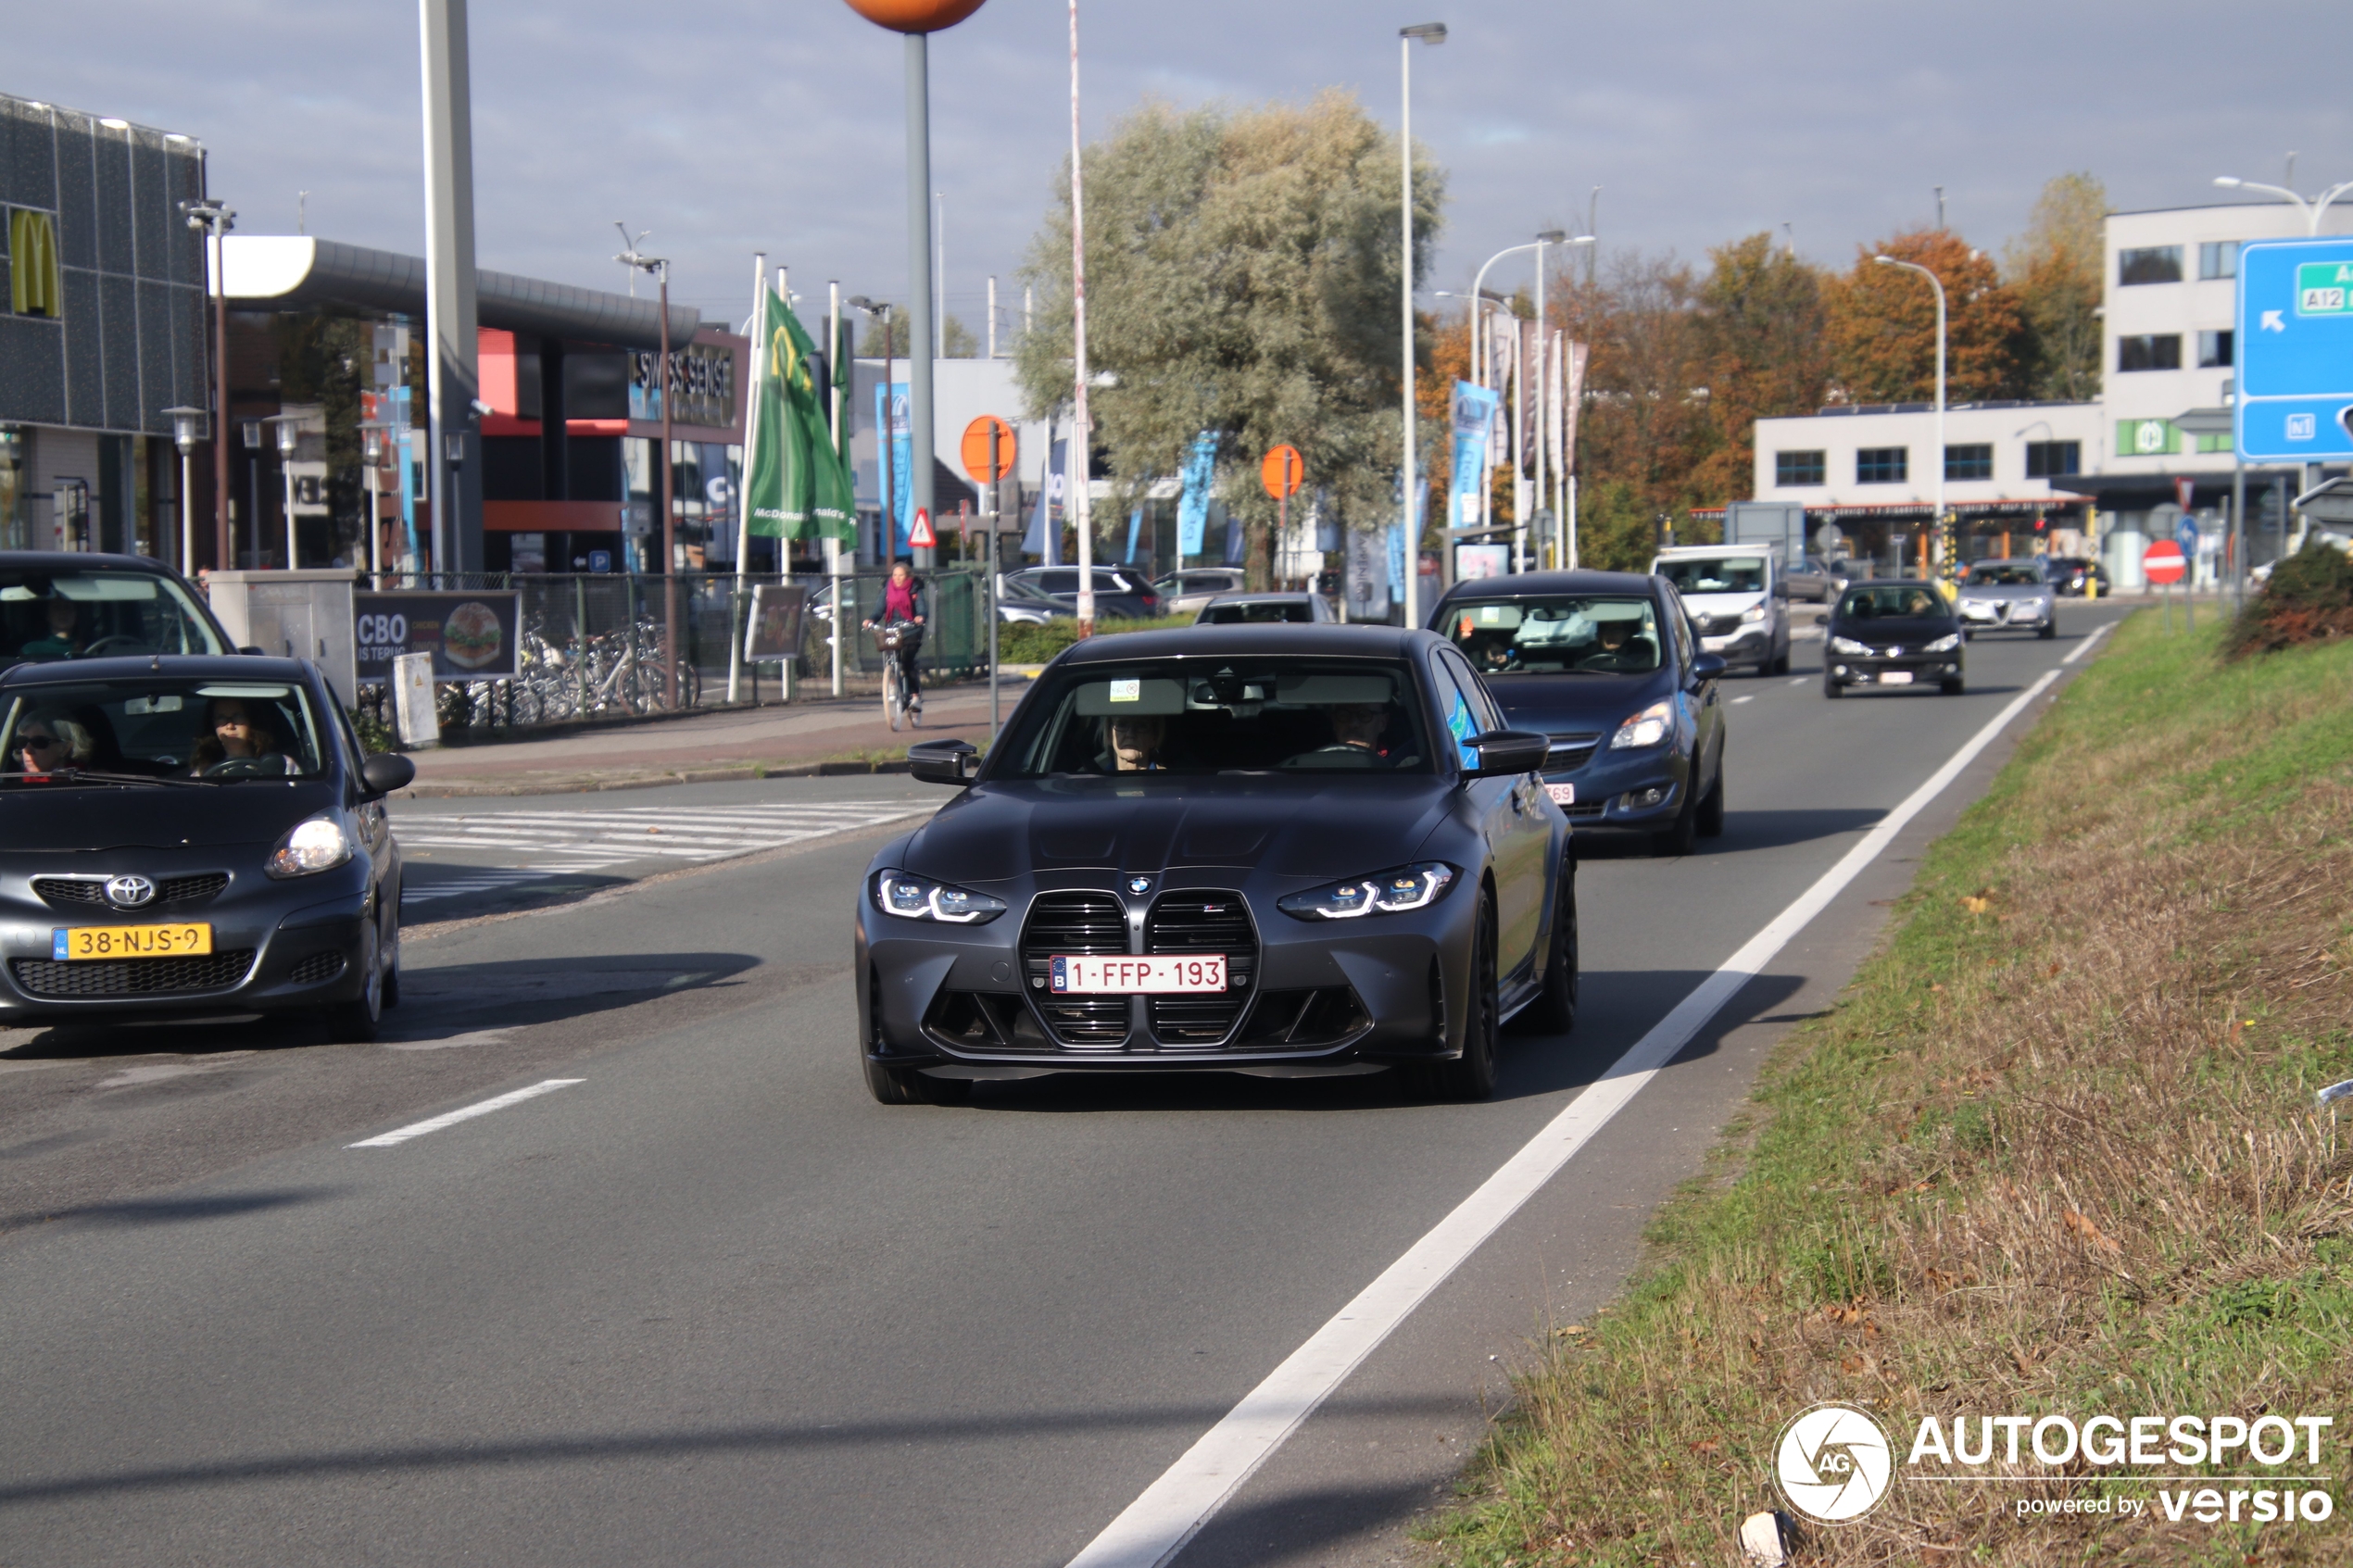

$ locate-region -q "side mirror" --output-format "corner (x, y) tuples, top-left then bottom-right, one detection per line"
(908, 737), (981, 786)
(359, 753), (416, 797)
(1813, 612), (1830, 627)
(1463, 729), (1551, 779)
(1690, 653), (1727, 683)
(239, 645), (266, 656)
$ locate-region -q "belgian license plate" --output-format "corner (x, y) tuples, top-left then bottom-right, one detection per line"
(1545, 783), (1577, 806)
(1051, 954), (1227, 994)
(52, 924), (213, 960)
(1879, 671), (1915, 685)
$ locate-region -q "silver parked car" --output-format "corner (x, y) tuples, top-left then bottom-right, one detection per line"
(1955, 560), (2057, 640)
(1153, 568), (1247, 618)
(1193, 592), (1336, 625)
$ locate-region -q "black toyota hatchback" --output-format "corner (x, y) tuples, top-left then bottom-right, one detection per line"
(0, 656), (413, 1039)
(1425, 570), (1729, 856)
(1819, 580), (1968, 697)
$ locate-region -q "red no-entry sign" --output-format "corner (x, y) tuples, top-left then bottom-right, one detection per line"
(2143, 537), (2185, 585)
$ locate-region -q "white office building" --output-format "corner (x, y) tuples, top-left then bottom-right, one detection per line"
(1744, 195), (2349, 586)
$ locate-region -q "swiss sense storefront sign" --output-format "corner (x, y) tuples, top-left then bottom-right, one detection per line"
(355, 591), (521, 682)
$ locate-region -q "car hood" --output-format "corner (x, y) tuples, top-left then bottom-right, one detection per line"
(1828, 617), (1958, 645)
(0, 779), (338, 853)
(1478, 668), (1675, 736)
(900, 776), (1456, 884)
(1957, 583), (2051, 598)
(1679, 591), (1766, 617)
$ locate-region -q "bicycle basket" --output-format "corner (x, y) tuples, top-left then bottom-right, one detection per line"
(872, 624), (915, 652)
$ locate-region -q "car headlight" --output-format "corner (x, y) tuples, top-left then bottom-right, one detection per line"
(1829, 635), (1872, 656)
(872, 869), (1007, 924)
(1277, 862), (1456, 921)
(1608, 698), (1674, 750)
(266, 814), (352, 878)
(1739, 603), (1766, 623)
(1924, 633), (1962, 653)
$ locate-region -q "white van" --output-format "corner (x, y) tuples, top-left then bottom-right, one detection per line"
(1650, 545), (1791, 675)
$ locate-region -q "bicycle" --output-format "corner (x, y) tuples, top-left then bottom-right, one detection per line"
(871, 620), (921, 731)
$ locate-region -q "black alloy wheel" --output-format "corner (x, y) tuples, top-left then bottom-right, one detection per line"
(322, 923), (384, 1044)
(1823, 676), (1843, 700)
(1695, 748), (1726, 838)
(1941, 674), (1966, 696)
(1426, 890), (1501, 1100)
(2040, 621), (2057, 641)
(862, 973), (973, 1107)
(1514, 863), (1579, 1036)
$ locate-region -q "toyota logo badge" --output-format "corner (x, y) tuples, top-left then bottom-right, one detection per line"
(104, 874), (157, 909)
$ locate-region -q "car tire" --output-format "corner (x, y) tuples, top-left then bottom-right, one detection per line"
(1425, 890), (1500, 1100)
(1941, 675), (1966, 696)
(322, 933), (384, 1044)
(1652, 786), (1698, 857)
(1823, 677), (1843, 700)
(1696, 751), (1726, 838)
(1770, 648), (1791, 675)
(1514, 864), (1579, 1036)
(2039, 621), (2057, 640)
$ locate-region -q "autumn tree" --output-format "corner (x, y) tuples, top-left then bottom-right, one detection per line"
(2006, 172), (2106, 401)
(1688, 233), (1831, 503)
(1824, 229), (2025, 404)
(1558, 251), (1719, 562)
(1014, 92), (1443, 585)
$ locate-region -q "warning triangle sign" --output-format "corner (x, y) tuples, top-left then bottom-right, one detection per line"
(908, 508), (937, 548)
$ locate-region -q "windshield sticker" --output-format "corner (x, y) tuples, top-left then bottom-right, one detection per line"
(1109, 678), (1140, 703)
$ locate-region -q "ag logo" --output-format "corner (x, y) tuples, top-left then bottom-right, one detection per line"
(1774, 1402), (1894, 1523)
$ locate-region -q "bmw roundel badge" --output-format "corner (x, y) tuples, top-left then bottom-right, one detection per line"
(1126, 876), (1153, 896)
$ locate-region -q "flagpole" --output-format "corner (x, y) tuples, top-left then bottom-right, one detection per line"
(726, 253), (766, 705)
(828, 279), (845, 697)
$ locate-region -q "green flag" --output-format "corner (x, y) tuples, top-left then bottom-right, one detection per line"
(743, 287), (856, 543)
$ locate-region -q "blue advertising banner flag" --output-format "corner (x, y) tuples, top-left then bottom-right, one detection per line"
(873, 381), (912, 553)
(1449, 381), (1498, 529)
(1025, 434), (1066, 562)
(1126, 506), (1143, 562)
(1176, 431), (1217, 557)
(1387, 520), (1404, 595)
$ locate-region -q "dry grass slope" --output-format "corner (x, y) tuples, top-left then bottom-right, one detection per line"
(1430, 610), (2353, 1566)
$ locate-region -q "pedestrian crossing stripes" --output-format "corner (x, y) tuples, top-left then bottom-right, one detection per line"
(399, 869), (569, 907)
(391, 801), (934, 874)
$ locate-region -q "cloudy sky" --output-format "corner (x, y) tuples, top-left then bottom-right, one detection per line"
(27, 0), (2350, 333)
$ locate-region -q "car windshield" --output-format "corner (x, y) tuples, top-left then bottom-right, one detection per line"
(1199, 599), (1312, 624)
(1967, 564), (2045, 586)
(995, 658), (1430, 776)
(1, 570), (227, 666)
(1442, 595), (1661, 674)
(0, 679), (327, 784)
(1655, 556), (1765, 595)
(1839, 584), (1948, 620)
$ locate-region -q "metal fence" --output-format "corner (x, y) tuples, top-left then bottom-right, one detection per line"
(355, 570), (992, 738)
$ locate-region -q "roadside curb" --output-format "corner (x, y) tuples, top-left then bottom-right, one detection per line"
(394, 757), (916, 799)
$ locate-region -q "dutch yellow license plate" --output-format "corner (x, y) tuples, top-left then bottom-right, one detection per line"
(51, 924), (213, 960)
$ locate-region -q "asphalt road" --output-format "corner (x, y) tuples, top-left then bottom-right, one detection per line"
(0, 609), (2129, 1567)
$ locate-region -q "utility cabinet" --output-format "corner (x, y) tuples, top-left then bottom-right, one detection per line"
(206, 570), (361, 709)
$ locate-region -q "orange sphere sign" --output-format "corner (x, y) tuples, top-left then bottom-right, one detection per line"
(841, 0), (987, 33)
(1261, 445), (1304, 500)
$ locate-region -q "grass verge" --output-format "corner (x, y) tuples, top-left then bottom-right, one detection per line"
(1428, 609), (2353, 1565)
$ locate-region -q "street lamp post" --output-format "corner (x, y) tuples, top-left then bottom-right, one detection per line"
(162, 407), (207, 578)
(1069, 0), (1095, 633)
(1876, 255), (1948, 581)
(360, 421), (391, 588)
(849, 296), (898, 573)
(179, 198), (234, 573)
(1529, 228), (1564, 572)
(2213, 175), (2353, 236)
(617, 238), (676, 707)
(265, 414), (302, 570)
(1399, 21), (1445, 630)
(1465, 234), (1591, 568)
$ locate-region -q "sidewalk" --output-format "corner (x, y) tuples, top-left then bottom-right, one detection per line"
(396, 678), (1029, 797)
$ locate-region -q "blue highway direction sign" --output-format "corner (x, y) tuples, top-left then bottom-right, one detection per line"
(2239, 239), (2353, 461)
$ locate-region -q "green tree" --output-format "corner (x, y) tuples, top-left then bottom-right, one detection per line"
(2006, 172), (2106, 401)
(1561, 252), (1718, 532)
(1690, 233), (1831, 504)
(858, 313), (977, 358)
(1824, 228), (2025, 404)
(1013, 91), (1443, 585)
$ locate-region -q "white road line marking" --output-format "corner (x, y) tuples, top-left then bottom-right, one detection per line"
(2060, 621), (2114, 665)
(1788, 676), (1806, 686)
(1730, 695), (1755, 705)
(347, 1080), (583, 1148)
(1063, 664), (2071, 1568)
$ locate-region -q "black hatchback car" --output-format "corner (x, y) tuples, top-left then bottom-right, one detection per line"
(1425, 570), (1728, 856)
(0, 656), (413, 1039)
(1819, 581), (1967, 696)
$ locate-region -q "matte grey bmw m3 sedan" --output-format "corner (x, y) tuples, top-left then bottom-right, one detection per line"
(855, 625), (1578, 1104)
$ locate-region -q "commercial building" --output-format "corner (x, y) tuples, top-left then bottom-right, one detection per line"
(0, 92), (211, 558)
(1746, 195), (2350, 585)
